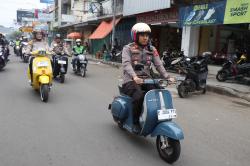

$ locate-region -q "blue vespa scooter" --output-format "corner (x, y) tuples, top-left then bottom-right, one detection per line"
(109, 65), (184, 164)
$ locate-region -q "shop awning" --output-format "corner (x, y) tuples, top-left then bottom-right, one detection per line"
(89, 18), (121, 39)
(67, 32), (82, 39)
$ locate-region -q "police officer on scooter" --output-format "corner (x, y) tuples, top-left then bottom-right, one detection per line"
(122, 23), (175, 133)
(50, 34), (69, 78)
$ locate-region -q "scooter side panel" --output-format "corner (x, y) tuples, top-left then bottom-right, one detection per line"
(140, 90), (174, 136)
(151, 121), (184, 140)
(111, 95), (131, 121)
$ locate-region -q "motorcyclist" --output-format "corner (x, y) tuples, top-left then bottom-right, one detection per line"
(0, 33), (9, 61)
(50, 34), (69, 77)
(122, 23), (174, 133)
(14, 37), (21, 55)
(50, 34), (69, 56)
(20, 36), (29, 59)
(72, 39), (87, 71)
(27, 29), (50, 84)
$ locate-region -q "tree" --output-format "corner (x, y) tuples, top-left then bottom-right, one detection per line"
(6, 31), (22, 40)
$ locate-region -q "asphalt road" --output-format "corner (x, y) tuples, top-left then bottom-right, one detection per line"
(0, 51), (250, 166)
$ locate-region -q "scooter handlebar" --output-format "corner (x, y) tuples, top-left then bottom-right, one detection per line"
(143, 79), (171, 87)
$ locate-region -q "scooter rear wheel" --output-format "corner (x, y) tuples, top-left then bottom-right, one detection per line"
(156, 136), (181, 164)
(216, 71), (227, 82)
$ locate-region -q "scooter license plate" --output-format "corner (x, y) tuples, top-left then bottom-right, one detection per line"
(58, 60), (66, 64)
(176, 76), (185, 81)
(80, 61), (87, 64)
(37, 61), (49, 67)
(157, 109), (177, 121)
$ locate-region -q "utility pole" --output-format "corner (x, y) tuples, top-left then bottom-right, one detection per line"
(111, 0), (116, 49)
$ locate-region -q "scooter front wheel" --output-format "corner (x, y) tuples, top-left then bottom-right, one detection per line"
(80, 67), (86, 77)
(156, 136), (181, 164)
(40, 84), (49, 102)
(60, 74), (65, 83)
(177, 83), (188, 98)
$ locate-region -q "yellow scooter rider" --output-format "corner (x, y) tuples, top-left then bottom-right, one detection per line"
(26, 30), (53, 102)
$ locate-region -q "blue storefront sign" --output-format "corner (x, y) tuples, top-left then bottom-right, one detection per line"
(179, 0), (226, 26)
(40, 0), (54, 4)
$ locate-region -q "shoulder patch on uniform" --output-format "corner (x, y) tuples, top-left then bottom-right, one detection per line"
(153, 48), (159, 57)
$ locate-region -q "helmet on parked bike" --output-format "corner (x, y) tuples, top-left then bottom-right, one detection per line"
(131, 23), (151, 43)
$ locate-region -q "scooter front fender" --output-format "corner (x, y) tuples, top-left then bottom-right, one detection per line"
(151, 121), (184, 140)
(39, 75), (50, 84)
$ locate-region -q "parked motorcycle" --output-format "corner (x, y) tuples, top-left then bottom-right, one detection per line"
(111, 47), (122, 63)
(162, 50), (185, 71)
(108, 64), (184, 164)
(216, 54), (250, 82)
(177, 52), (210, 98)
(72, 54), (88, 77)
(52, 53), (68, 83)
(28, 50), (53, 102)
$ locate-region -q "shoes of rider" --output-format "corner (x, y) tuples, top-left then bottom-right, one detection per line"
(132, 124), (141, 134)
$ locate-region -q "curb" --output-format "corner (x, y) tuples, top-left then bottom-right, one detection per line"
(88, 58), (121, 68)
(206, 84), (250, 102)
(89, 57), (250, 102)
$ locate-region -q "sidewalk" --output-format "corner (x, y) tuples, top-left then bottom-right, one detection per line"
(87, 55), (250, 102)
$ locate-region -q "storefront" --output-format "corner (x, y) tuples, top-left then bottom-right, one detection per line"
(136, 8), (181, 54)
(88, 17), (136, 56)
(180, 0), (250, 61)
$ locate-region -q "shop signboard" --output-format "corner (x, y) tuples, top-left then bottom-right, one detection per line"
(179, 1), (226, 26)
(38, 13), (53, 22)
(20, 26), (33, 33)
(34, 23), (49, 31)
(137, 8), (178, 24)
(17, 10), (34, 23)
(224, 0), (250, 24)
(62, 14), (77, 23)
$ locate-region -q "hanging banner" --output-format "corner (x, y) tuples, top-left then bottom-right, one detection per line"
(224, 0), (250, 24)
(179, 1), (226, 26)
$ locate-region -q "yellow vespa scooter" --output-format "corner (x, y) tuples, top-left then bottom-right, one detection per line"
(28, 50), (53, 102)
